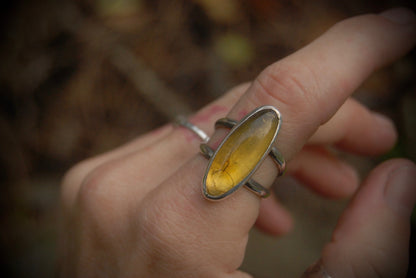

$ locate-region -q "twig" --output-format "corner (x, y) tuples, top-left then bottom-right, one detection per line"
(63, 3), (192, 120)
(110, 45), (192, 119)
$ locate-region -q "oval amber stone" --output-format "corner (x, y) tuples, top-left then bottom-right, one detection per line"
(203, 107), (280, 199)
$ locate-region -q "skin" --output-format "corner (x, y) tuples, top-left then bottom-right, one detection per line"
(60, 8), (416, 278)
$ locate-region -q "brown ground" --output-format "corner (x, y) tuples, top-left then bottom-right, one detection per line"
(1, 0), (415, 277)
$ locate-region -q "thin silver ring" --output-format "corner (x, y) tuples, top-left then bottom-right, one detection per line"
(175, 116), (210, 143)
(215, 117), (286, 176)
(200, 144), (270, 198)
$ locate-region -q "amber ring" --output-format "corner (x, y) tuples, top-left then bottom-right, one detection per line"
(201, 106), (285, 200)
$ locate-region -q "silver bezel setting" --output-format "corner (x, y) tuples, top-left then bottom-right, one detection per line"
(202, 105), (283, 200)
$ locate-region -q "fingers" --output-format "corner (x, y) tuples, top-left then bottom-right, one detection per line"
(307, 159), (416, 278)
(226, 9), (415, 160)
(139, 9), (416, 275)
(60, 124), (173, 208)
(256, 146), (359, 236)
(255, 192), (293, 236)
(253, 96), (397, 229)
(256, 145), (359, 236)
(208, 10), (415, 202)
(309, 98), (397, 155)
(290, 146), (359, 198)
(206, 10), (415, 203)
(63, 9), (416, 277)
(61, 83), (249, 209)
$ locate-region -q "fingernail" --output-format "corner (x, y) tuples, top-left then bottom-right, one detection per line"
(380, 7), (416, 25)
(385, 163), (416, 217)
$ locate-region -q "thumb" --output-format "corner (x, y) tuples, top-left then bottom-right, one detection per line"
(303, 159), (416, 278)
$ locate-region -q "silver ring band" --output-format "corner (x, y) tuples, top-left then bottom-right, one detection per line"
(215, 117), (286, 176)
(175, 116), (210, 143)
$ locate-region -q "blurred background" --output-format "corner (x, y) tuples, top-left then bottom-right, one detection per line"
(1, 0), (415, 277)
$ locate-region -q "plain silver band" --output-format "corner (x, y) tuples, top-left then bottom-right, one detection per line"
(215, 117), (286, 176)
(301, 259), (333, 278)
(175, 116), (210, 143)
(200, 144), (270, 198)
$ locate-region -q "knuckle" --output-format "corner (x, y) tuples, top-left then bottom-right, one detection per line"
(61, 160), (126, 240)
(61, 159), (96, 209)
(254, 61), (321, 112)
(76, 162), (122, 217)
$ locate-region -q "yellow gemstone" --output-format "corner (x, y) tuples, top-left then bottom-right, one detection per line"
(204, 107), (280, 199)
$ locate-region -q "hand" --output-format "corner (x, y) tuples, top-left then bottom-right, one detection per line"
(60, 8), (416, 278)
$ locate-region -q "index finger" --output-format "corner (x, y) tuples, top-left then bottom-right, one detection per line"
(140, 8), (416, 276)
(223, 8), (416, 159)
